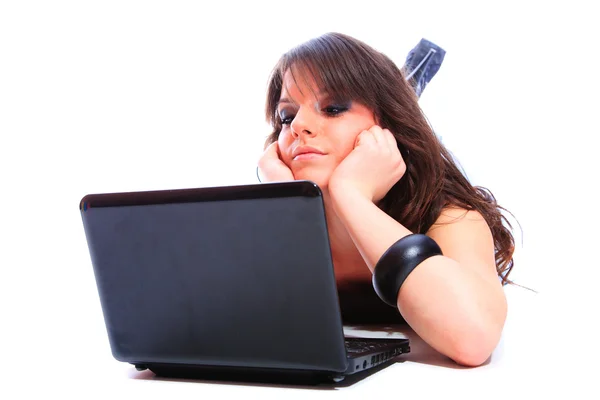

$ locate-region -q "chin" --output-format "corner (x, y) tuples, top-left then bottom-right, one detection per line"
(293, 170), (330, 191)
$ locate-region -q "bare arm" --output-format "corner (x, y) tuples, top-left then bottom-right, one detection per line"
(329, 186), (507, 367)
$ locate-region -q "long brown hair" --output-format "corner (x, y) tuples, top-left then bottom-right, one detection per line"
(264, 32), (517, 285)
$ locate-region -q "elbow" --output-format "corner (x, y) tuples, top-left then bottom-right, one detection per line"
(450, 340), (493, 367)
(448, 326), (502, 367)
(450, 291), (507, 367)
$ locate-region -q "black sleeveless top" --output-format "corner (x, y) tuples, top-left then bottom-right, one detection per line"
(337, 281), (406, 325)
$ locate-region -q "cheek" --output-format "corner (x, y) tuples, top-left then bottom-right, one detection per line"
(336, 131), (360, 161)
(342, 138), (357, 158)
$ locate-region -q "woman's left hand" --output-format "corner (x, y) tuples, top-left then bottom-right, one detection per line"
(329, 125), (406, 203)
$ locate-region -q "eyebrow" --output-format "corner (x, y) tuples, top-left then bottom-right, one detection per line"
(277, 91), (331, 108)
(277, 98), (294, 106)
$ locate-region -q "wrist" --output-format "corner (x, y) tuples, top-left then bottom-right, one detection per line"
(329, 182), (372, 221)
(329, 180), (371, 204)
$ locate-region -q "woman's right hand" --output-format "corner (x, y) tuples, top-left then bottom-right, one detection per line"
(257, 142), (295, 182)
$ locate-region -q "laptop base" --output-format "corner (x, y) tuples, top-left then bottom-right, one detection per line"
(137, 362), (347, 384)
(133, 338), (409, 383)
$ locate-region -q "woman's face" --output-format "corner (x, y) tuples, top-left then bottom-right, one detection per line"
(276, 69), (377, 190)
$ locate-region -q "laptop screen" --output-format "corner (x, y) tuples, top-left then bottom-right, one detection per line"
(81, 182), (348, 372)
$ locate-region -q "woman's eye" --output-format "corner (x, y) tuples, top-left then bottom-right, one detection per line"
(323, 105), (348, 116)
(280, 114), (294, 125)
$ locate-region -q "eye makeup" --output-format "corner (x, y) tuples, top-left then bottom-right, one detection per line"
(276, 95), (352, 125)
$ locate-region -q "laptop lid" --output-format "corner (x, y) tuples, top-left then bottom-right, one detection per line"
(80, 181), (349, 373)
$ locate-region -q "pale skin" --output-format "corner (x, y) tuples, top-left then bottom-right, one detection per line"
(257, 70), (507, 367)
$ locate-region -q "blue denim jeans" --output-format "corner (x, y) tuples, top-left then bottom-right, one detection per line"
(403, 38), (446, 98)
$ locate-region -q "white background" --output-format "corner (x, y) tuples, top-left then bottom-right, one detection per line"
(1, 1), (598, 398)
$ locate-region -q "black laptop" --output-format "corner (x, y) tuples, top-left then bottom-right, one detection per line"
(80, 180), (409, 382)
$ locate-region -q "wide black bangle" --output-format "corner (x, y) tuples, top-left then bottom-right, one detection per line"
(372, 234), (443, 307)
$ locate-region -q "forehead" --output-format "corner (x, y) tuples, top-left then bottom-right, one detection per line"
(280, 67), (324, 102)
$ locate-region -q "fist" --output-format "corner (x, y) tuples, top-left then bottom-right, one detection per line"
(257, 142), (295, 182)
(329, 126), (406, 203)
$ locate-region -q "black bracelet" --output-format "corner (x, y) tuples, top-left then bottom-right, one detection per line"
(372, 234), (443, 307)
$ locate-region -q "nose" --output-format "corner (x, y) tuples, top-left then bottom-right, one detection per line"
(290, 108), (315, 138)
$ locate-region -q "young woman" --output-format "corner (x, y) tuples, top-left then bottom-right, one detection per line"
(257, 32), (516, 367)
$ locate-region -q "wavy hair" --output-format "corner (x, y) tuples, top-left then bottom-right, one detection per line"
(264, 33), (517, 284)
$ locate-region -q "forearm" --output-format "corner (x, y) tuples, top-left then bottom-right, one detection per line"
(397, 256), (506, 366)
(330, 187), (506, 366)
(329, 186), (413, 272)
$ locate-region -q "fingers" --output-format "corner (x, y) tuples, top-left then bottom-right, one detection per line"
(369, 125), (386, 145)
(355, 129), (376, 148)
(265, 141), (277, 155)
(361, 126), (398, 154)
(258, 142), (279, 170)
(264, 141), (283, 160)
(383, 129), (397, 150)
(258, 142), (295, 182)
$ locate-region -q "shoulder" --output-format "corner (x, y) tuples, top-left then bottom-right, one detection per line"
(428, 207), (488, 229)
(426, 207), (498, 281)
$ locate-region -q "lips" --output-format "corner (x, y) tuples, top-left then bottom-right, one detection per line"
(292, 145), (326, 161)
